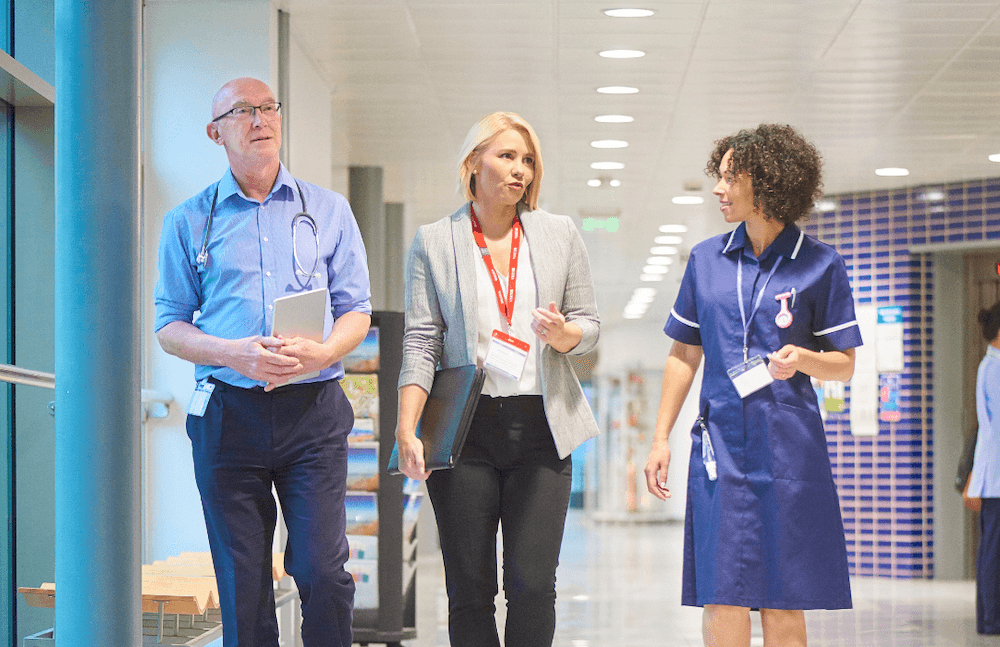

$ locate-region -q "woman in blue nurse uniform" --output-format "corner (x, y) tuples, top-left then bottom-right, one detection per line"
(644, 124), (861, 647)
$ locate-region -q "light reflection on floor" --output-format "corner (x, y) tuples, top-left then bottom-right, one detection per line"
(408, 509), (996, 647)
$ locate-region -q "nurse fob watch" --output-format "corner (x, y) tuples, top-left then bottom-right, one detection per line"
(774, 291), (793, 328)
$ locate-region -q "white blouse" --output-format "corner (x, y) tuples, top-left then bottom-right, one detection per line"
(472, 231), (542, 397)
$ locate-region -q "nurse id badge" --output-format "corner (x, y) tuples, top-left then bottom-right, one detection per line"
(484, 329), (530, 381)
(727, 355), (774, 398)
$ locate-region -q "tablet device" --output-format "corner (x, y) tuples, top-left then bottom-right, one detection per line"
(270, 287), (328, 385)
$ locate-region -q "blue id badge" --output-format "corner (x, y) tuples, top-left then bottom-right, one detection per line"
(187, 379), (216, 417)
(727, 355), (774, 398)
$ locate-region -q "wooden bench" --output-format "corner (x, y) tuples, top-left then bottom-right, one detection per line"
(18, 552), (295, 646)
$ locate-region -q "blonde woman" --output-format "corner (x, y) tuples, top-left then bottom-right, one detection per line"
(395, 112), (600, 647)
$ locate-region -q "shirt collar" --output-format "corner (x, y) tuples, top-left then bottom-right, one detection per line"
(722, 222), (805, 260)
(988, 345), (1000, 361)
(217, 162), (295, 206)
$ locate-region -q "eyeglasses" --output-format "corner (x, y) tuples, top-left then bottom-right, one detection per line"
(212, 102), (282, 122)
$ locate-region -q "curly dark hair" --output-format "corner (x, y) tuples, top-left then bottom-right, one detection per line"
(979, 300), (1000, 342)
(705, 124), (823, 225)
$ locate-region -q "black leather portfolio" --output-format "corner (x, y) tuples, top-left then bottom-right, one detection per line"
(387, 364), (486, 475)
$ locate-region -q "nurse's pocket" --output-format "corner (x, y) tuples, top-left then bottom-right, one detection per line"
(764, 402), (831, 482)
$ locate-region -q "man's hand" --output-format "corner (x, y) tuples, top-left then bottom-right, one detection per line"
(269, 336), (334, 390)
(229, 335), (303, 388)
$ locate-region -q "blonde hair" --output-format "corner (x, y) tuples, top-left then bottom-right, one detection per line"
(457, 112), (544, 210)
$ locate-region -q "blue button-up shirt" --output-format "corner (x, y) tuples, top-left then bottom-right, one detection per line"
(972, 345), (1000, 497)
(154, 164), (372, 387)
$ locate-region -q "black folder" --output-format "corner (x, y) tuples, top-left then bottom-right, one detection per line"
(387, 364), (486, 474)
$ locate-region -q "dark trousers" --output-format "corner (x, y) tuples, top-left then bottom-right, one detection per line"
(979, 497), (1000, 634)
(187, 378), (355, 647)
(426, 395), (573, 647)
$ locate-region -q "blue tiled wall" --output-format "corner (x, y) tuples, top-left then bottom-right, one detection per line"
(803, 177), (1000, 578)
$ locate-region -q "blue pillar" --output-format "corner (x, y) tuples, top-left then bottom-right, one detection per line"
(54, 1), (141, 645)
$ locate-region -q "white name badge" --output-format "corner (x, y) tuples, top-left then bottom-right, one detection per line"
(187, 379), (216, 417)
(727, 356), (774, 399)
(484, 330), (530, 381)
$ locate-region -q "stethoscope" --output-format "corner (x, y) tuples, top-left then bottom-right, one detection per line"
(196, 180), (321, 279)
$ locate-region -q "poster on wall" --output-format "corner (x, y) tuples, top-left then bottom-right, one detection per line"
(876, 305), (905, 373)
(851, 303), (879, 436)
(878, 373), (902, 422)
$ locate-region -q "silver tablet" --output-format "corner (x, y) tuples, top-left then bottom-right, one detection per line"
(270, 287), (328, 384)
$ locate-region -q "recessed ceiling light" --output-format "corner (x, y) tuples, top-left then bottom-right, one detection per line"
(649, 245), (677, 255)
(595, 114), (634, 123)
(990, 154), (1000, 163)
(654, 235), (683, 245)
(640, 274), (664, 282)
(599, 49), (645, 59)
(591, 161), (625, 170)
(643, 265), (668, 274)
(604, 8), (655, 18)
(875, 167), (909, 177)
(659, 224), (688, 233)
(597, 86), (639, 94)
(591, 140), (628, 149)
(646, 257), (671, 265)
(623, 312), (644, 319)
(922, 190), (944, 202)
(587, 179), (602, 187)
(672, 196), (704, 205)
(609, 179), (621, 187)
(649, 248), (675, 259)
(634, 287), (656, 296)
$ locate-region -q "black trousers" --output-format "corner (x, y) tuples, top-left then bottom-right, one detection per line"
(979, 497), (1000, 634)
(426, 395), (573, 647)
(187, 378), (355, 647)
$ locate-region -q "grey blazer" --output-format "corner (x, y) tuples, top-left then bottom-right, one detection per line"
(398, 202), (600, 459)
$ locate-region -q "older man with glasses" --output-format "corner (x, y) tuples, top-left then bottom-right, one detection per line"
(153, 76), (372, 647)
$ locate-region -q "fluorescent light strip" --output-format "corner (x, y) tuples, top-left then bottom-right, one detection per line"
(591, 161), (624, 170)
(591, 140), (628, 149)
(875, 167), (909, 177)
(604, 8), (655, 18)
(595, 114), (634, 123)
(599, 49), (645, 59)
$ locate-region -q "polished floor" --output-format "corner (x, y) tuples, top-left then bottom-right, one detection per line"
(407, 509), (999, 647)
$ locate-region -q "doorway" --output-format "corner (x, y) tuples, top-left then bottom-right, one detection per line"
(961, 253), (1000, 577)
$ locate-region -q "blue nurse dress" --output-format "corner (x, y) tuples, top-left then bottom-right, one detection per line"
(665, 222), (861, 610)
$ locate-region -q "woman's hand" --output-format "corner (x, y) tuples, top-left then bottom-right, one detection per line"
(767, 344), (801, 381)
(396, 431), (431, 481)
(644, 440), (672, 500)
(531, 302), (581, 353)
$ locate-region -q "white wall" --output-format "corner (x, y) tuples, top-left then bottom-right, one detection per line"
(287, 29), (335, 191)
(142, 0), (277, 563)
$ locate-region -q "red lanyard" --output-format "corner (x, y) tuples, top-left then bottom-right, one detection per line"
(470, 204), (521, 327)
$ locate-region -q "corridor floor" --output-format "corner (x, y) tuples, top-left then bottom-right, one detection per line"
(409, 509), (998, 647)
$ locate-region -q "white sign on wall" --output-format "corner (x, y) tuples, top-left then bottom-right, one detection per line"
(850, 304), (879, 436)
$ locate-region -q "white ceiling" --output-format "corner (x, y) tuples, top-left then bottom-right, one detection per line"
(283, 0), (1000, 327)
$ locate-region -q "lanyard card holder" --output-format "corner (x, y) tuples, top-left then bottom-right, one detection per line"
(727, 355), (773, 398)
